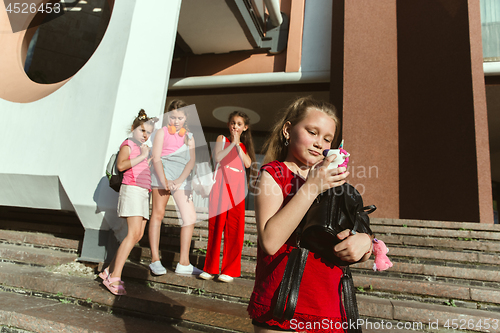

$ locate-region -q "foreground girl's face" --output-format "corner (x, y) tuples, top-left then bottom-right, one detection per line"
(286, 108), (336, 167)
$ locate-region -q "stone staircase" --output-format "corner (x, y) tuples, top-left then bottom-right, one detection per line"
(1, 204), (500, 332)
(354, 219), (500, 332)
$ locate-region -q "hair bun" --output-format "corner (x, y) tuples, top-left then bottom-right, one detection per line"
(138, 109), (148, 120)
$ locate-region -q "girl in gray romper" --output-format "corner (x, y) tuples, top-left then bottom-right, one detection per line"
(149, 100), (201, 276)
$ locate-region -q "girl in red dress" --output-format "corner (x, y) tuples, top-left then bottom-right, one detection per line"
(247, 97), (373, 332)
(199, 111), (256, 282)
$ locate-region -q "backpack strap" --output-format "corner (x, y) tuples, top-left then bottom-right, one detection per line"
(273, 247), (309, 321)
(128, 137), (142, 149)
(341, 266), (363, 333)
(363, 205), (377, 215)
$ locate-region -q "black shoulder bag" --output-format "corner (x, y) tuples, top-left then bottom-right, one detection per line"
(106, 137), (143, 192)
(273, 183), (376, 333)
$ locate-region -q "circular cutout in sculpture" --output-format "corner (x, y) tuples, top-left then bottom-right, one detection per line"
(23, 0), (113, 84)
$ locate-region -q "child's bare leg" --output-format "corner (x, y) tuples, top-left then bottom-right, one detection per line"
(109, 216), (147, 284)
(173, 189), (197, 266)
(149, 188), (170, 263)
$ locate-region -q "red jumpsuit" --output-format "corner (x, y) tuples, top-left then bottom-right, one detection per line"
(204, 137), (247, 277)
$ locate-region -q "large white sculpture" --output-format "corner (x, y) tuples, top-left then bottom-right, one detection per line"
(0, 0), (182, 261)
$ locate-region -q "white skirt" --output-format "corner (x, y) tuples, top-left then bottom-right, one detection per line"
(117, 185), (150, 220)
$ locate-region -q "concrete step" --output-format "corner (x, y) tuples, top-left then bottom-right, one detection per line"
(0, 242), (78, 266)
(5, 225), (500, 304)
(0, 229), (80, 251)
(0, 261), (253, 332)
(2, 258), (499, 333)
(0, 205), (82, 225)
(382, 234), (500, 252)
(358, 294), (500, 333)
(137, 236), (258, 260)
(353, 259), (500, 284)
(376, 246), (500, 266)
(131, 242), (257, 266)
(162, 206), (255, 219)
(0, 219), (83, 238)
(371, 219), (500, 253)
(4, 206), (500, 332)
(4, 231), (500, 321)
(371, 218), (500, 232)
(116, 261), (254, 301)
(117, 253), (500, 312)
(354, 274), (500, 309)
(161, 219), (258, 235)
(0, 290), (202, 333)
(372, 225), (500, 242)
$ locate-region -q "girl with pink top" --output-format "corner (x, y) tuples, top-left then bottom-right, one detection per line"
(149, 100), (201, 275)
(100, 109), (156, 296)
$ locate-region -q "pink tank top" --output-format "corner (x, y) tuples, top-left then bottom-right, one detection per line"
(160, 127), (186, 156)
(120, 139), (151, 190)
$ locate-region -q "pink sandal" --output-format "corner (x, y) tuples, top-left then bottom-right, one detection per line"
(103, 277), (126, 296)
(98, 267), (109, 281)
(99, 268), (125, 286)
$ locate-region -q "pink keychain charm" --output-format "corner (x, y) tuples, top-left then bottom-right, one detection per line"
(372, 238), (393, 271)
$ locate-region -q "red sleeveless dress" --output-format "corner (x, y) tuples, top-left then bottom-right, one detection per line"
(247, 161), (345, 332)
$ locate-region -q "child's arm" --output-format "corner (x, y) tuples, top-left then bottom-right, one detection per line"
(172, 136), (196, 189)
(213, 135), (233, 163)
(152, 130), (168, 189)
(255, 156), (348, 256)
(116, 143), (149, 172)
(232, 130), (251, 168)
(236, 145), (251, 168)
(213, 132), (251, 168)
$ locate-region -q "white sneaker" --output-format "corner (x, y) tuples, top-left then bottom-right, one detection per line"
(175, 263), (203, 275)
(198, 271), (214, 280)
(149, 261), (167, 275)
(217, 274), (234, 283)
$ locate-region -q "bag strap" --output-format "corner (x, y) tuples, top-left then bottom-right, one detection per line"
(273, 247), (309, 321)
(341, 266), (362, 333)
(340, 190), (361, 233)
(341, 190), (375, 235)
(363, 205), (377, 215)
(212, 136), (226, 182)
(274, 248), (364, 331)
(128, 137), (142, 148)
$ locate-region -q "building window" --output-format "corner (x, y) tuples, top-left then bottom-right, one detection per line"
(481, 0), (500, 61)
